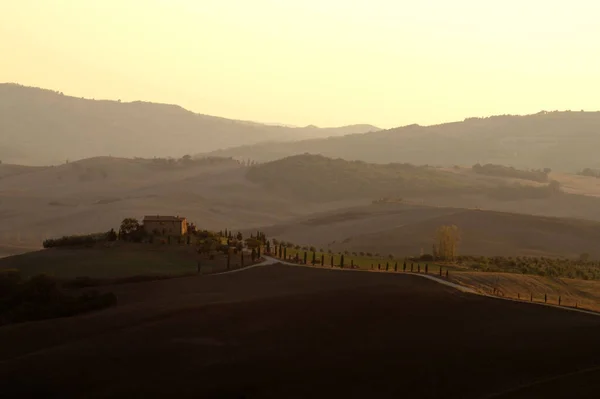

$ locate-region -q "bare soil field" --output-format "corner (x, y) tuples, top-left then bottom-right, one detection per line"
(2, 264), (600, 398)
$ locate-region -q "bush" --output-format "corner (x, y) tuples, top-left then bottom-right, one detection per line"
(43, 231), (112, 248)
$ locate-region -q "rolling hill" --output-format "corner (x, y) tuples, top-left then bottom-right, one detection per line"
(0, 84), (379, 165)
(4, 154), (600, 259)
(258, 203), (600, 258)
(207, 111), (600, 172)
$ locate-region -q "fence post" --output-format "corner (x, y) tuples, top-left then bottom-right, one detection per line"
(371, 263), (374, 270)
(559, 296), (561, 306)
(544, 293), (547, 303)
(418, 264), (421, 273)
(530, 293), (533, 302)
(403, 262), (406, 272)
(517, 293), (520, 300)
(439, 267), (442, 276)
(445, 270), (449, 279)
(341, 255), (345, 268)
(241, 252), (244, 267)
(304, 252), (307, 264)
(197, 261), (201, 274)
(378, 263), (381, 270)
(227, 252), (230, 270)
(331, 255), (334, 267)
(284, 247), (287, 260)
(425, 264), (428, 274)
(351, 259), (354, 269)
(394, 262), (398, 272)
(411, 263), (414, 272)
(386, 262), (389, 271)
(321, 254), (325, 266)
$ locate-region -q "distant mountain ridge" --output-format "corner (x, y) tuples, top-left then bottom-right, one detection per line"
(206, 111), (600, 172)
(0, 84), (380, 165)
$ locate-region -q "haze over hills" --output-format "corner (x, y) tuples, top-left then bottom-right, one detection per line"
(0, 84), (379, 165)
(4, 154), (600, 259)
(206, 111), (600, 172)
(258, 203), (600, 259)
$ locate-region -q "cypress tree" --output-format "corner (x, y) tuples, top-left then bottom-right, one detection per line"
(394, 262), (398, 272)
(257, 246), (261, 258)
(386, 262), (389, 271)
(378, 263), (381, 270)
(266, 240), (271, 254)
(331, 255), (334, 267)
(425, 264), (428, 274)
(284, 247), (287, 259)
(340, 255), (345, 268)
(304, 252), (307, 264)
(410, 263), (413, 272)
(351, 259), (354, 269)
(251, 248), (256, 262)
(321, 254), (325, 266)
(403, 262), (406, 272)
(418, 264), (421, 273)
(312, 252), (316, 265)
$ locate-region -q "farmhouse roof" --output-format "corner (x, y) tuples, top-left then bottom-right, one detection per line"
(143, 215), (186, 222)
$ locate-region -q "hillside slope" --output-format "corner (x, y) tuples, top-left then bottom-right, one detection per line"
(0, 84), (379, 165)
(208, 111), (600, 171)
(260, 203), (600, 258)
(0, 156), (366, 256)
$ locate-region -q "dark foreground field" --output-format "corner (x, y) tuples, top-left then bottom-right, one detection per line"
(2, 264), (600, 398)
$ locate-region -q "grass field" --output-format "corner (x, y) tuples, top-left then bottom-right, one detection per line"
(450, 271), (600, 312)
(279, 247), (464, 273)
(0, 242), (258, 280)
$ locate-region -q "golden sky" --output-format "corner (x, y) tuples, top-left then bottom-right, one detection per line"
(2, 0), (599, 128)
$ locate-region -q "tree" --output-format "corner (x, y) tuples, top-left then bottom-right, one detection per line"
(436, 225), (461, 260)
(548, 180), (561, 193)
(119, 218), (140, 236)
(107, 228), (117, 242)
(119, 218), (144, 241)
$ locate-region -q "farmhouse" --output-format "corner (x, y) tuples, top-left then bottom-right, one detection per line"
(143, 215), (188, 236)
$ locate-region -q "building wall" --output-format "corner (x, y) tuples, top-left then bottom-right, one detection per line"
(143, 219), (187, 236)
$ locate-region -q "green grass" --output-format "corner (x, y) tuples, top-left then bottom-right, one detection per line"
(0, 244), (199, 279)
(277, 248), (461, 274)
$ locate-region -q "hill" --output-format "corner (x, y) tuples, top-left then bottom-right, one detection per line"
(4, 154), (600, 258)
(2, 264), (600, 398)
(259, 203), (600, 258)
(246, 154), (481, 201)
(0, 84), (379, 165)
(207, 111), (600, 171)
(0, 156), (365, 256)
(245, 154), (564, 202)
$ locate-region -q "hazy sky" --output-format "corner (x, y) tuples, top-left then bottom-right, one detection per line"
(2, 0), (599, 128)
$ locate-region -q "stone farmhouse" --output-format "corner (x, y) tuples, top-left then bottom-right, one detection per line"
(143, 215), (188, 236)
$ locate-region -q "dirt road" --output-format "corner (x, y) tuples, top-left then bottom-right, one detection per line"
(2, 263), (600, 398)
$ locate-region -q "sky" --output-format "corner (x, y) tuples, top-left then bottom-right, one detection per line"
(1, 0), (599, 128)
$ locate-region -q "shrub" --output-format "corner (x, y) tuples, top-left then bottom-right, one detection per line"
(43, 231), (112, 248)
